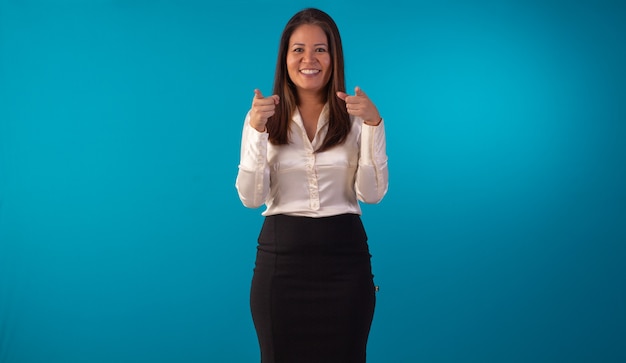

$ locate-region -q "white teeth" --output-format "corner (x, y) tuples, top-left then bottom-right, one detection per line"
(300, 69), (320, 74)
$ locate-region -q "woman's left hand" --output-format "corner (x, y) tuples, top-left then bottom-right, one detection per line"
(336, 86), (381, 126)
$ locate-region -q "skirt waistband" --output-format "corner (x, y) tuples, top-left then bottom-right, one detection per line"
(257, 213), (369, 255)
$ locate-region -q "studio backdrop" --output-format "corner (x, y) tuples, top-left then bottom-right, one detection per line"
(1, 0), (625, 362)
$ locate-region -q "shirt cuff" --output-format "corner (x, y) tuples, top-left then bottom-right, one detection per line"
(240, 122), (269, 170)
(360, 118), (386, 165)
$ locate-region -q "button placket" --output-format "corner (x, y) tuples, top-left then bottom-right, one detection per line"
(304, 146), (320, 210)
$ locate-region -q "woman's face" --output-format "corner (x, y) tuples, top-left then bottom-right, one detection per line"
(286, 24), (332, 98)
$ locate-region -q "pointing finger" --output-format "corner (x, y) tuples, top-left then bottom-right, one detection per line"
(254, 89), (264, 99)
(354, 86), (366, 97)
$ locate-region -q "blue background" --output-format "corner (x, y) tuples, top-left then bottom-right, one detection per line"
(1, 0), (625, 362)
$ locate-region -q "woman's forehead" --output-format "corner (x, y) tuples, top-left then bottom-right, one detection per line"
(289, 24), (328, 44)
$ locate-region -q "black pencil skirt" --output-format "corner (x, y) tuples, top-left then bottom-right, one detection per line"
(250, 213), (376, 363)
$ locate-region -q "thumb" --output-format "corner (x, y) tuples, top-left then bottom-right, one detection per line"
(271, 94), (280, 104)
(354, 86), (366, 97)
(254, 89), (264, 99)
(336, 91), (348, 101)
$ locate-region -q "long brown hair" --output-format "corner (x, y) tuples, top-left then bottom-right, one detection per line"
(266, 8), (350, 153)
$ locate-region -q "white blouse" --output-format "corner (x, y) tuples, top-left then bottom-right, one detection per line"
(235, 104), (388, 217)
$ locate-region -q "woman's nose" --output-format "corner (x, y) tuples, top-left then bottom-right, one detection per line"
(303, 50), (315, 62)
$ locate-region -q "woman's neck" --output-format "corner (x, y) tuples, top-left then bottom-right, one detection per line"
(296, 91), (326, 142)
(297, 90), (326, 109)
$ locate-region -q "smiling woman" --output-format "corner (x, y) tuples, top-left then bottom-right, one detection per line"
(286, 24), (333, 141)
(2, 0), (626, 362)
(286, 24), (332, 97)
(235, 7), (388, 363)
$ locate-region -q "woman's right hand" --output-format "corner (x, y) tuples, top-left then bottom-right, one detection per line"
(249, 89), (280, 132)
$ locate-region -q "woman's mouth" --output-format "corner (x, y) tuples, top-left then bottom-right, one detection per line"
(300, 69), (321, 75)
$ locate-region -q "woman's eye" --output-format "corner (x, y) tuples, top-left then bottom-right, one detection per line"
(315, 48), (327, 52)
(293, 48), (303, 52)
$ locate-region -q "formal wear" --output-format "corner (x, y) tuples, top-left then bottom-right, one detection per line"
(236, 104), (388, 362)
(236, 104), (388, 217)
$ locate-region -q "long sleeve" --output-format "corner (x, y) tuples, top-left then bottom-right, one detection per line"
(235, 112), (271, 209)
(355, 119), (389, 204)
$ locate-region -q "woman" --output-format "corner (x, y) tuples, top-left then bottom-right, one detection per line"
(235, 8), (389, 363)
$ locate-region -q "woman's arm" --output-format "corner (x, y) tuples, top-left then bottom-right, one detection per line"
(355, 119), (389, 204)
(235, 112), (271, 208)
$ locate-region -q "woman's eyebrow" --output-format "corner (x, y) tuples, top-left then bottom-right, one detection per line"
(291, 42), (328, 47)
